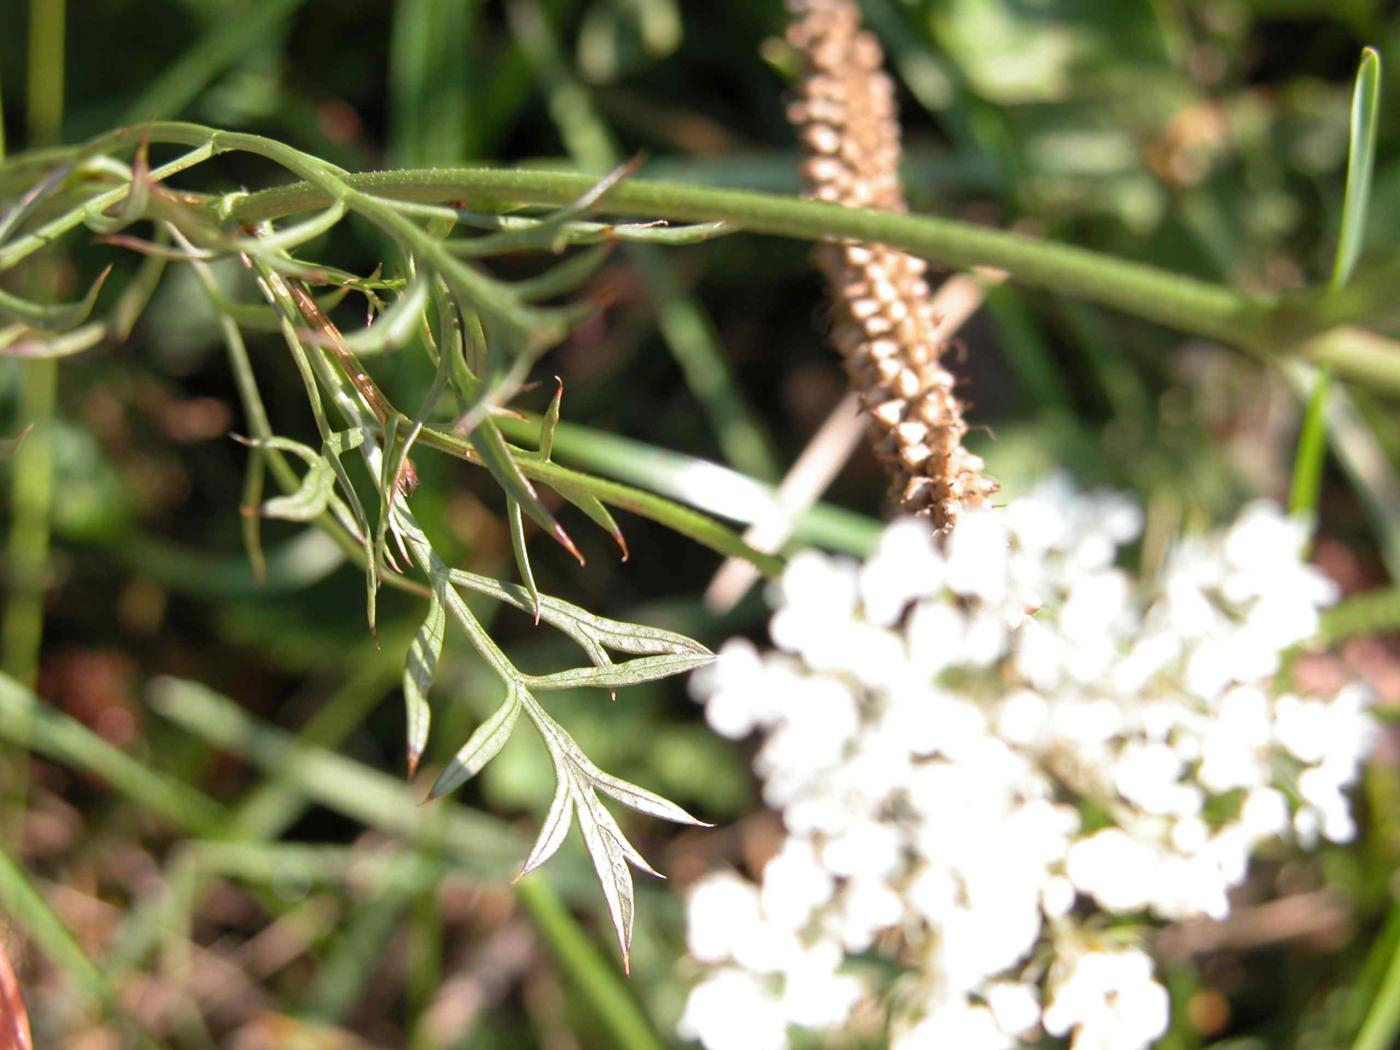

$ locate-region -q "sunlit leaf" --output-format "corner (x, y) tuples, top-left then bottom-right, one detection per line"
(576, 785), (662, 878)
(428, 684), (524, 799)
(517, 760), (576, 880)
(571, 776), (636, 972)
(526, 651), (712, 691)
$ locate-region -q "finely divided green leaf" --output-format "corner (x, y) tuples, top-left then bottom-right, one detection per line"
(525, 651), (713, 691)
(261, 453), (336, 521)
(403, 590), (446, 776)
(553, 480), (629, 560)
(576, 786), (663, 879)
(580, 763), (709, 827)
(428, 685), (524, 799)
(468, 421), (583, 565)
(517, 768), (575, 880)
(571, 777), (635, 972)
(446, 567), (710, 657)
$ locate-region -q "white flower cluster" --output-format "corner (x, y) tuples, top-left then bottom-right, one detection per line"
(679, 476), (1376, 1050)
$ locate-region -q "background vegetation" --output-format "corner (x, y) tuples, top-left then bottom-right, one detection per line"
(1, 0), (1399, 1047)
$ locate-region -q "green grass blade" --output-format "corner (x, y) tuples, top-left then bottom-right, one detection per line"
(514, 876), (664, 1050)
(1289, 48), (1382, 521)
(120, 0), (310, 123)
(1331, 48), (1381, 290)
(508, 497), (544, 621)
(389, 0), (479, 166)
(147, 676), (522, 874)
(1289, 367), (1332, 517)
(0, 850), (112, 1009)
(1356, 909), (1400, 1050)
(1319, 586), (1400, 646)
(492, 411), (880, 555)
(0, 672), (225, 834)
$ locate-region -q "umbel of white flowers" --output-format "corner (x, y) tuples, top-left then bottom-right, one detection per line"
(678, 476), (1376, 1050)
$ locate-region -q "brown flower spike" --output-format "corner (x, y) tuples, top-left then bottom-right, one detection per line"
(787, 0), (997, 527)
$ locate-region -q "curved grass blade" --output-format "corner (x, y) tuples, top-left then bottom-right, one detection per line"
(427, 684), (524, 799)
(0, 320), (106, 359)
(508, 497), (543, 623)
(1292, 49), (1382, 518)
(513, 243), (612, 302)
(335, 273), (430, 356)
(0, 264), (111, 330)
(1332, 48), (1381, 290)
(230, 201), (346, 255)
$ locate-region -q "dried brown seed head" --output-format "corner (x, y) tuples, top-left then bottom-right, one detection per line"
(786, 0), (997, 528)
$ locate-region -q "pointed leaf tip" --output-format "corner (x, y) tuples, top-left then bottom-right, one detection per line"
(554, 524), (586, 566)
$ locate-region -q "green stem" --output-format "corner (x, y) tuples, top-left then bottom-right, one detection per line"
(3, 0), (67, 687)
(0, 121), (1255, 346)
(2, 358), (56, 688)
(232, 163), (1266, 346)
(25, 0), (64, 145)
(1356, 902), (1400, 1050)
(5, 123), (1400, 389)
(515, 876), (665, 1050)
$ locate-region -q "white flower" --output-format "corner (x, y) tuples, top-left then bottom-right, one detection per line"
(780, 941), (862, 1029)
(1043, 948), (1169, 1050)
(896, 1000), (1010, 1050)
(682, 479), (1375, 1050)
(679, 969), (789, 1050)
(985, 980), (1042, 1037)
(687, 873), (762, 964)
(1065, 829), (1157, 914)
(761, 837), (835, 931)
(1197, 686), (1273, 791)
(691, 639), (774, 739)
(861, 517), (945, 625)
(944, 509), (1011, 603)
